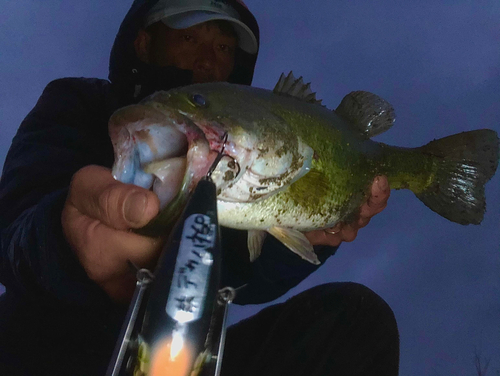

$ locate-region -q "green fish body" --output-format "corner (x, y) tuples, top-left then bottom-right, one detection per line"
(109, 73), (499, 264)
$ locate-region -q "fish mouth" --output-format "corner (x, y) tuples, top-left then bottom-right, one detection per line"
(109, 102), (243, 236)
(143, 156), (188, 208)
(132, 117), (245, 237)
(138, 115), (239, 211)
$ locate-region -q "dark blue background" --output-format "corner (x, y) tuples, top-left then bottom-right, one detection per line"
(1, 1), (499, 374)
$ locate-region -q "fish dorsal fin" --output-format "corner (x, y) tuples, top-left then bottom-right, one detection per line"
(335, 91), (396, 138)
(273, 72), (323, 106)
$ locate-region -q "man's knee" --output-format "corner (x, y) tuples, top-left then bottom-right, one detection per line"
(294, 282), (398, 329)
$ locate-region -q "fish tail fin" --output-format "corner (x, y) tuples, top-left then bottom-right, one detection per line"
(415, 129), (498, 224)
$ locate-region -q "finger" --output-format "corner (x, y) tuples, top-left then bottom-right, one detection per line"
(83, 223), (160, 303)
(370, 175), (390, 206)
(69, 165), (160, 230)
(94, 227), (162, 304)
(101, 272), (138, 304)
(324, 223), (342, 235)
(360, 176), (390, 218)
(357, 216), (371, 229)
(69, 211), (162, 283)
(339, 223), (358, 242)
(304, 227), (343, 247)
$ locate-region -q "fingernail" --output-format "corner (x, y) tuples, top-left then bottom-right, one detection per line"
(124, 192), (147, 224)
(376, 176), (388, 191)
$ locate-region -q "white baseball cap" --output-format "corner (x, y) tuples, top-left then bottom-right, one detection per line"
(145, 0), (258, 54)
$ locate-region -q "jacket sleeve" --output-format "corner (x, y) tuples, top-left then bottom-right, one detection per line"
(0, 78), (116, 306)
(220, 227), (338, 305)
(0, 77), (338, 307)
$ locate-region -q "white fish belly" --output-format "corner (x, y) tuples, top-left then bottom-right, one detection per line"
(217, 196), (342, 231)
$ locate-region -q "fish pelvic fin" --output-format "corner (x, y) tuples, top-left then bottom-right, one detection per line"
(267, 227), (320, 265)
(335, 91), (395, 138)
(415, 129), (499, 225)
(247, 230), (267, 262)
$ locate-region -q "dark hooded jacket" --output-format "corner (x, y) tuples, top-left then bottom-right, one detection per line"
(0, 1), (337, 374)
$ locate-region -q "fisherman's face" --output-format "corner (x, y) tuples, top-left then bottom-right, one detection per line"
(136, 21), (237, 83)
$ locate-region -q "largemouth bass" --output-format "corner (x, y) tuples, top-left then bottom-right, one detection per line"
(109, 73), (499, 264)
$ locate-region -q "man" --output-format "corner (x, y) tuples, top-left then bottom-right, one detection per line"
(0, 0), (398, 375)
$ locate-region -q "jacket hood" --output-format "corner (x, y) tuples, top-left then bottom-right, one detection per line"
(108, 0), (260, 104)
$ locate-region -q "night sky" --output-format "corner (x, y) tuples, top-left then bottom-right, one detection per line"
(1, 1), (499, 375)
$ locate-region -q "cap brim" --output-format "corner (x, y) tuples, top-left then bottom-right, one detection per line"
(163, 11), (258, 54)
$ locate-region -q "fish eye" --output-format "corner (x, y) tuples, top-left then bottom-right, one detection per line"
(191, 94), (207, 107)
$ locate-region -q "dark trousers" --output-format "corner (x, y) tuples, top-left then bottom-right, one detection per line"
(221, 282), (400, 376)
(0, 282), (398, 376)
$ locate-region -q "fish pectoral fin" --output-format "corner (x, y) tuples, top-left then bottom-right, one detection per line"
(267, 227), (320, 265)
(247, 230), (267, 262)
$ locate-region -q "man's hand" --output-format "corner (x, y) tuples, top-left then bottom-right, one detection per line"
(305, 176), (390, 247)
(61, 165), (161, 303)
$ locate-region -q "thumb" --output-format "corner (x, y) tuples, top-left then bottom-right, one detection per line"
(68, 165), (159, 230)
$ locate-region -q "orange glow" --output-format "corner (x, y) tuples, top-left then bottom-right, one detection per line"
(150, 338), (191, 376)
